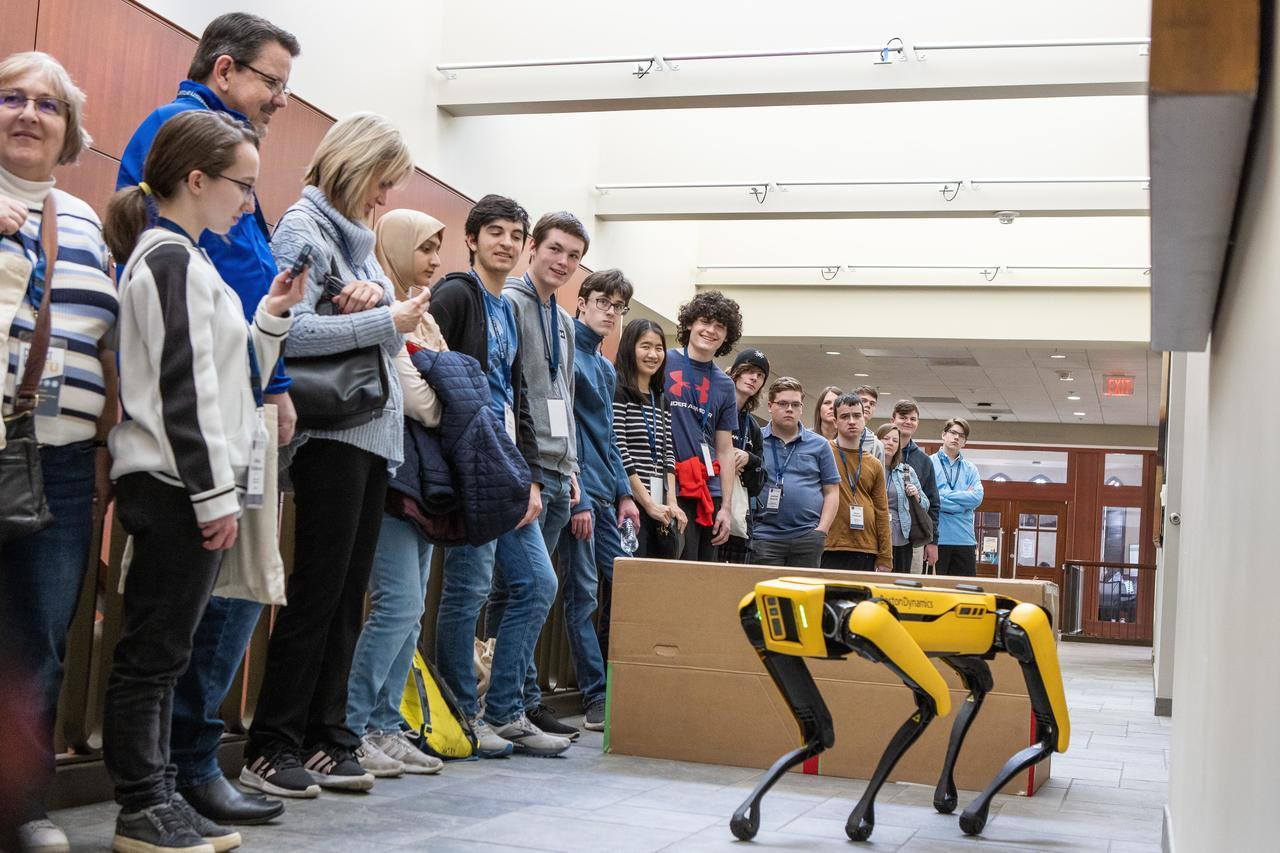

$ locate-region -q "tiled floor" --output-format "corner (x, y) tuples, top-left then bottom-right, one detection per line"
(52, 642), (1167, 851)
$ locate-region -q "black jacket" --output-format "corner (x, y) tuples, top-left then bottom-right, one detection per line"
(733, 409), (767, 497)
(428, 271), (541, 485)
(902, 440), (941, 545)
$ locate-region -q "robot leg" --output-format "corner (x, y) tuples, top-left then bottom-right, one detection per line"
(933, 655), (994, 814)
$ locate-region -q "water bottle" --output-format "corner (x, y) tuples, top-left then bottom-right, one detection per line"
(620, 518), (639, 555)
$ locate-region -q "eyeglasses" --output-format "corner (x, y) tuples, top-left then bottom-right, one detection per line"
(944, 428), (968, 441)
(216, 174), (256, 202)
(0, 89), (69, 118)
(234, 60), (291, 97)
(593, 296), (630, 315)
(771, 401), (803, 410)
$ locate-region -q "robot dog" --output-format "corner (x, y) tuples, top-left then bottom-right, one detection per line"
(730, 577), (1069, 842)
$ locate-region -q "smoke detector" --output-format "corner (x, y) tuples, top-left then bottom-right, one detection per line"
(995, 210), (1020, 225)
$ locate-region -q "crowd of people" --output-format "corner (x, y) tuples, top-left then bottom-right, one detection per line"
(0, 13), (986, 853)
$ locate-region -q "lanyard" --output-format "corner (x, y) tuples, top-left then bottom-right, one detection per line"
(769, 430), (802, 487)
(837, 444), (864, 494)
(522, 273), (560, 382)
(15, 229), (47, 311)
(473, 270), (511, 368)
(246, 337), (265, 408)
(681, 347), (713, 435)
(942, 454), (962, 490)
(641, 390), (660, 463)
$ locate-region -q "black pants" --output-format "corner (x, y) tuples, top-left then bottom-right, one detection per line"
(892, 544), (914, 572)
(636, 513), (681, 560)
(750, 531), (826, 568)
(250, 439), (387, 754)
(103, 474), (223, 811)
(820, 550), (877, 572)
(935, 545), (978, 576)
(719, 535), (750, 564)
(677, 496), (721, 562)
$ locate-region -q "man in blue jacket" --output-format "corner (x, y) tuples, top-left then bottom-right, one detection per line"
(931, 418), (985, 576)
(115, 12), (300, 825)
(562, 270), (641, 731)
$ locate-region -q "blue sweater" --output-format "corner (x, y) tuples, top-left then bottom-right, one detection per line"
(117, 80), (287, 393)
(931, 451), (984, 546)
(570, 319), (631, 513)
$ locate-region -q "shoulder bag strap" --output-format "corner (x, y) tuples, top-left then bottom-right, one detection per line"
(14, 193), (58, 414)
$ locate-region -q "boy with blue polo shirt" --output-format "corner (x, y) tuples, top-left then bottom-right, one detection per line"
(931, 417), (984, 576)
(750, 377), (840, 567)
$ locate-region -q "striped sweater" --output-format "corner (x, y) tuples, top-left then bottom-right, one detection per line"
(612, 384), (676, 486)
(1, 167), (117, 445)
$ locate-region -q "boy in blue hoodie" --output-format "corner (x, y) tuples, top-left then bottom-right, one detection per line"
(561, 270), (641, 730)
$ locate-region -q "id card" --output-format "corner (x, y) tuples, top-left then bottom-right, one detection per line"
(849, 504), (865, 530)
(245, 408), (268, 509)
(547, 398), (570, 438)
(15, 334), (66, 417)
(504, 403), (517, 442)
(649, 475), (664, 505)
(765, 487), (782, 510)
(700, 442), (715, 477)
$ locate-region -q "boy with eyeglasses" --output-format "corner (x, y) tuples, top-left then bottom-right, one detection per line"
(931, 417), (984, 576)
(559, 270), (641, 730)
(749, 378), (840, 567)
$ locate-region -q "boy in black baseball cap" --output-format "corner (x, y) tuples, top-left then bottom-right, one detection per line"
(722, 349), (771, 562)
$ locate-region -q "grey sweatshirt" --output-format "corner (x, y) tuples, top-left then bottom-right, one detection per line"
(503, 277), (578, 479)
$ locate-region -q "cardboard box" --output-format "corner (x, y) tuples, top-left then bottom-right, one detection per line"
(606, 559), (1059, 796)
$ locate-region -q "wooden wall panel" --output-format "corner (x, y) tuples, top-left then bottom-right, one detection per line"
(256, 100), (331, 224)
(35, 0), (194, 159)
(53, 147), (122, 218)
(0, 0), (39, 59)
(384, 172), (476, 275)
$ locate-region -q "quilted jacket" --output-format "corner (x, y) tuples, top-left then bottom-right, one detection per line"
(388, 347), (530, 546)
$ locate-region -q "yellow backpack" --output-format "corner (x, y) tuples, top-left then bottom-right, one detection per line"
(400, 649), (477, 760)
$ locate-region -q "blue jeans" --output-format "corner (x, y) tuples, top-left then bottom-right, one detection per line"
(484, 471), (572, 710)
(346, 514), (433, 734)
(0, 440), (94, 821)
(556, 498), (623, 707)
(169, 595), (263, 788)
(436, 521), (557, 724)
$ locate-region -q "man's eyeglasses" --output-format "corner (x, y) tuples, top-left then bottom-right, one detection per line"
(944, 428), (968, 441)
(217, 174), (256, 202)
(0, 89), (69, 118)
(235, 60), (291, 97)
(592, 296), (630, 316)
(771, 401), (803, 410)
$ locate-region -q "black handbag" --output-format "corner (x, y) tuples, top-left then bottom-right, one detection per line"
(907, 485), (934, 548)
(285, 257), (389, 431)
(1, 194), (57, 542)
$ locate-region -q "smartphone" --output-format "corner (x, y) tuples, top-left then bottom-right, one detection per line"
(288, 245), (313, 280)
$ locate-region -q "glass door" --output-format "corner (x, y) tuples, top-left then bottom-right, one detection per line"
(975, 500), (1009, 578)
(972, 498), (1066, 581)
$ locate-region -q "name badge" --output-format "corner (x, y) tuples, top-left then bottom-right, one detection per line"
(504, 404), (517, 442)
(766, 487), (782, 510)
(245, 408), (268, 509)
(700, 442), (715, 477)
(849, 504), (865, 530)
(16, 334), (66, 417)
(547, 398), (570, 438)
(649, 475), (664, 506)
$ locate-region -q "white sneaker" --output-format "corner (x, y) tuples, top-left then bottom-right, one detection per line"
(368, 730), (443, 775)
(17, 818), (70, 853)
(492, 713), (572, 757)
(356, 735), (405, 778)
(469, 715), (515, 758)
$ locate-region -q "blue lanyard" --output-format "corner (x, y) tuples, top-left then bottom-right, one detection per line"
(642, 390), (660, 463)
(769, 430), (802, 487)
(522, 273), (560, 382)
(837, 444), (864, 494)
(681, 347), (713, 435)
(15, 229), (47, 311)
(941, 454), (962, 490)
(473, 271), (511, 368)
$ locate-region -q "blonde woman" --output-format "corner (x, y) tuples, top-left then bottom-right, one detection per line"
(243, 114), (430, 797)
(344, 208), (446, 777)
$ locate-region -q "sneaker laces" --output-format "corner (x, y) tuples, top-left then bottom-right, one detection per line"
(376, 731), (414, 760)
(143, 802), (194, 839)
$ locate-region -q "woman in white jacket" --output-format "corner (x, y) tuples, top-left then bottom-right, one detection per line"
(101, 110), (305, 853)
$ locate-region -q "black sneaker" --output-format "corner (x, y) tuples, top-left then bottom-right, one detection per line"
(583, 697), (606, 732)
(302, 743), (375, 791)
(240, 744), (321, 799)
(169, 794), (241, 853)
(112, 801), (213, 853)
(527, 703), (581, 741)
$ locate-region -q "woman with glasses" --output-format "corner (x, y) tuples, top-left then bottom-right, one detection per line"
(102, 109), (306, 853)
(243, 113), (431, 798)
(0, 52), (117, 853)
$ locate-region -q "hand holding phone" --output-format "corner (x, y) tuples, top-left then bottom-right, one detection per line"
(288, 245), (313, 281)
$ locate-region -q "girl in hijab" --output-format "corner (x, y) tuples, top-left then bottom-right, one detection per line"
(343, 208), (447, 777)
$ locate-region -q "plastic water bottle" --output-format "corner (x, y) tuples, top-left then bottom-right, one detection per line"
(620, 518), (638, 555)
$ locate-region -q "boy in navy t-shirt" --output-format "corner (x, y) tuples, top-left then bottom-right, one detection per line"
(663, 291), (743, 561)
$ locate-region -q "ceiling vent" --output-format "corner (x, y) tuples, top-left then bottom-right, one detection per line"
(914, 396), (962, 404)
(926, 356), (981, 367)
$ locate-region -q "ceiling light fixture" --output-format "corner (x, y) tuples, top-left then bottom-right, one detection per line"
(1058, 372), (1074, 381)
(854, 372), (869, 377)
(1073, 411), (1087, 417)
(1067, 393), (1081, 401)
(995, 210), (1020, 225)
(825, 351), (841, 356)
(1050, 350), (1067, 359)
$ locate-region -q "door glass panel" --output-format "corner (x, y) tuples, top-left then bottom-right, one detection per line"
(977, 512), (1001, 565)
(1038, 514), (1058, 530)
(1100, 506), (1142, 562)
(1036, 531), (1057, 567)
(1019, 513), (1036, 528)
(1016, 530), (1037, 566)
(1098, 506), (1143, 622)
(1104, 453), (1144, 487)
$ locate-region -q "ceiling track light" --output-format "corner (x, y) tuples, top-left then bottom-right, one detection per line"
(598, 176), (1149, 194)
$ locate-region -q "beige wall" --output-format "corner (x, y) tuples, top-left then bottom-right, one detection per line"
(885, 419), (1157, 448)
(1164, 11), (1280, 848)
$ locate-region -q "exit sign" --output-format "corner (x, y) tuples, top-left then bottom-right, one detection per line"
(1105, 375), (1135, 396)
